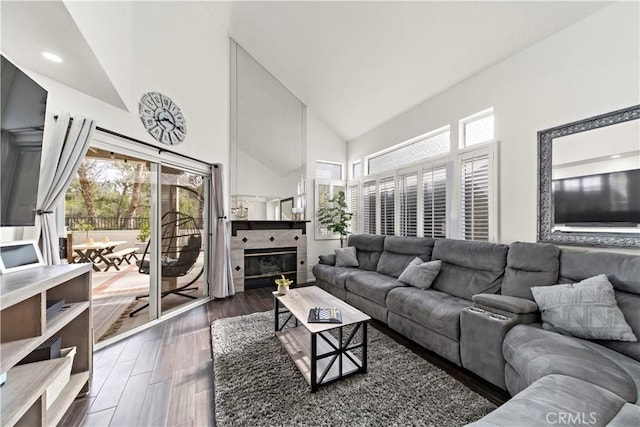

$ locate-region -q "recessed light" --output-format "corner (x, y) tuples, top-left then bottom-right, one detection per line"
(41, 51), (63, 63)
(611, 154), (621, 159)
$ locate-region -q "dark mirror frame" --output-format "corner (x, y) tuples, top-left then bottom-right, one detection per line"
(538, 104), (640, 248)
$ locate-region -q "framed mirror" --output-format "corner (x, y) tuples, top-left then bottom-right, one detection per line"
(538, 105), (640, 247)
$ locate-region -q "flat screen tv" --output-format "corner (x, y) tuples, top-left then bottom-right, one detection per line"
(1, 55), (48, 226)
(553, 169), (640, 227)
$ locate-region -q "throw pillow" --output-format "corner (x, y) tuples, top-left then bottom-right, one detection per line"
(531, 274), (637, 342)
(335, 246), (359, 267)
(318, 254), (336, 266)
(397, 257), (442, 289)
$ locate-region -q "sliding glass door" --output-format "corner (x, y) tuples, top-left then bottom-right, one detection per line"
(158, 164), (209, 315)
(65, 133), (211, 345)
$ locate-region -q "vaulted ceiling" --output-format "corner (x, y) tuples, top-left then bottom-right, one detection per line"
(1, 1), (611, 143)
(204, 1), (610, 140)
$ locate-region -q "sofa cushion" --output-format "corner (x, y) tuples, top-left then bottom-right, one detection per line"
(559, 249), (640, 295)
(398, 258), (441, 289)
(558, 249), (640, 362)
(503, 324), (638, 402)
(376, 236), (435, 278)
(345, 271), (405, 305)
(532, 275), (637, 342)
(312, 264), (357, 290)
(335, 246), (359, 267)
(595, 290), (640, 362)
(502, 241), (559, 300)
(431, 239), (508, 300)
(386, 287), (472, 341)
(348, 234), (385, 271)
(468, 374), (632, 427)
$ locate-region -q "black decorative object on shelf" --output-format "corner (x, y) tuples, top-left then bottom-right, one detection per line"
(17, 336), (62, 365)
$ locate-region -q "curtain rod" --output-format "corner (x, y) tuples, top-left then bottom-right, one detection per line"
(54, 115), (213, 166)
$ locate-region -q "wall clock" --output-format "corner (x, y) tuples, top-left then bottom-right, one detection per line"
(139, 91), (187, 145)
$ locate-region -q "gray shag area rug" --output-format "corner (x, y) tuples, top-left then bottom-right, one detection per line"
(211, 311), (496, 426)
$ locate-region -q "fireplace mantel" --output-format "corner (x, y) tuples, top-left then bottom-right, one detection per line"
(231, 220), (309, 236)
(230, 221), (308, 292)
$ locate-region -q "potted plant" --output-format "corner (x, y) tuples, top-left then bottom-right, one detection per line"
(317, 190), (352, 247)
(75, 222), (94, 244)
(275, 274), (293, 295)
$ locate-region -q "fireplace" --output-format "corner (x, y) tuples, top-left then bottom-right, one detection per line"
(244, 247), (297, 290)
(230, 220), (308, 292)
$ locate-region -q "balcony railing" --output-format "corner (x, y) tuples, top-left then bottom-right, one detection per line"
(66, 216), (205, 230)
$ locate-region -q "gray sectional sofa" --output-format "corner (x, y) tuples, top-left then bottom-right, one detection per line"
(312, 234), (640, 426)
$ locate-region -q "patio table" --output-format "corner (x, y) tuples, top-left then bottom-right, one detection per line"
(72, 240), (127, 272)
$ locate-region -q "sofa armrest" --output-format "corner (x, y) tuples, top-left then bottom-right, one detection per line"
(472, 294), (538, 314)
(318, 254), (336, 266)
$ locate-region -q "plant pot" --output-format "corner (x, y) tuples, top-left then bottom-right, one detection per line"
(277, 285), (289, 295)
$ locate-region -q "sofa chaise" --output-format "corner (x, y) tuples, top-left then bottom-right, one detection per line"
(312, 234), (640, 426)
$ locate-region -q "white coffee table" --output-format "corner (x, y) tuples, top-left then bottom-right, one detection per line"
(273, 286), (371, 392)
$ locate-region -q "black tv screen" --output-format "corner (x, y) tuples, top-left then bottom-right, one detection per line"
(1, 55), (48, 226)
(553, 169), (640, 227)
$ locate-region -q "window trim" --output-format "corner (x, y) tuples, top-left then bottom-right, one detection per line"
(364, 125), (450, 176)
(456, 142), (499, 242)
(459, 107), (495, 149)
(314, 178), (346, 240)
(316, 160), (344, 181)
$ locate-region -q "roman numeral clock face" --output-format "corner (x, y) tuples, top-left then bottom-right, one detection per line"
(139, 92), (187, 145)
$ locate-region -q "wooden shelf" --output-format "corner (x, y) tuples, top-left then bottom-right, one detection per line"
(0, 264), (92, 427)
(46, 371), (90, 427)
(0, 302), (90, 373)
(0, 358), (70, 426)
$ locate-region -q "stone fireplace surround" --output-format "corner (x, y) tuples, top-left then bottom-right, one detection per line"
(230, 221), (308, 292)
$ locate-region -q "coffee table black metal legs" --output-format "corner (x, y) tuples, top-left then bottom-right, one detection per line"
(309, 322), (367, 392)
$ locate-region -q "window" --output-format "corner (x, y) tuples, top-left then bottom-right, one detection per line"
(460, 108), (494, 148)
(348, 182), (360, 233)
(423, 166), (448, 238)
(460, 151), (492, 241)
(379, 176), (395, 235)
(367, 127), (450, 175)
(316, 161), (342, 180)
(351, 161), (362, 179)
(399, 172), (418, 236)
(314, 179), (345, 239)
(363, 180), (377, 234)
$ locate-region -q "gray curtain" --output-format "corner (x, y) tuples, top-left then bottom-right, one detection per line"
(37, 113), (96, 264)
(211, 164), (235, 298)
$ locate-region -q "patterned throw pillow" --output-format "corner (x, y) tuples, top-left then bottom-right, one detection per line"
(335, 246), (359, 267)
(397, 257), (442, 289)
(531, 274), (637, 342)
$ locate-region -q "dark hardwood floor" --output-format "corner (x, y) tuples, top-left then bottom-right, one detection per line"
(60, 287), (508, 426)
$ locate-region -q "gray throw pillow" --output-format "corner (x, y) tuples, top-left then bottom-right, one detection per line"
(335, 246), (359, 267)
(531, 274), (637, 342)
(318, 254), (336, 266)
(397, 257), (441, 289)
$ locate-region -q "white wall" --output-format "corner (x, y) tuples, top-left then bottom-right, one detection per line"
(1, 2), (230, 243)
(306, 109), (347, 279)
(348, 2), (639, 247)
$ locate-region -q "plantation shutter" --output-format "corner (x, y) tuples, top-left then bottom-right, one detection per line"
(379, 176), (395, 235)
(423, 166), (447, 238)
(315, 181), (332, 238)
(460, 154), (490, 241)
(399, 172), (418, 236)
(348, 183), (360, 233)
(363, 180), (377, 234)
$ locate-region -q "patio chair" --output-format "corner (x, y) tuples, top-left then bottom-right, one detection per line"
(130, 211), (204, 317)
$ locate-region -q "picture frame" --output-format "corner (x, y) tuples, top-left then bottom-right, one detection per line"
(0, 240), (45, 274)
